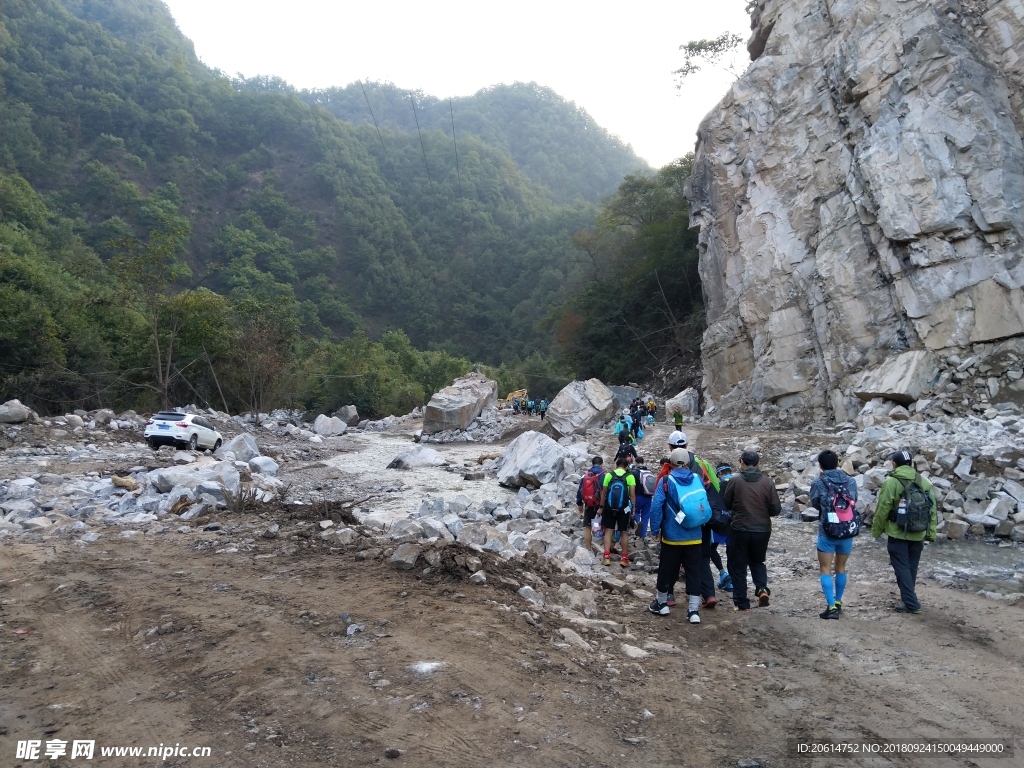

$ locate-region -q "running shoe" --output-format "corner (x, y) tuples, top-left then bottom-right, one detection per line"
(602, 552), (612, 566)
(755, 587), (770, 607)
(733, 606), (751, 612)
(687, 610), (701, 624)
(892, 604), (922, 614)
(648, 600), (670, 616)
(717, 571), (732, 590)
(819, 607), (840, 620)
(702, 596), (717, 609)
(834, 600), (842, 614)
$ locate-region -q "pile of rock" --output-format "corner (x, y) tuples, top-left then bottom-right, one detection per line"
(0, 436), (282, 538)
(770, 397), (1024, 543)
(419, 406), (523, 444)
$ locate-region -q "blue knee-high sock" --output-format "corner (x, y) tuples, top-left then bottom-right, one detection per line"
(819, 574), (835, 607)
(835, 573), (847, 602)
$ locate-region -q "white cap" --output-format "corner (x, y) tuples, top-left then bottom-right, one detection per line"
(668, 430), (688, 447)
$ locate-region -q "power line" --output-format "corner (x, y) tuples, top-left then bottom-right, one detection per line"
(362, 81), (397, 182)
(449, 97), (466, 218)
(409, 92), (435, 198)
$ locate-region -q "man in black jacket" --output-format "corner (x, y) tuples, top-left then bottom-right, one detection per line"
(722, 450), (782, 611)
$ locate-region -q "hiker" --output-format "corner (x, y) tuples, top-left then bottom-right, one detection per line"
(809, 449), (859, 619)
(648, 398), (657, 421)
(576, 456), (606, 553)
(654, 430), (722, 608)
(615, 415), (631, 439)
(712, 463), (734, 591)
(871, 449), (937, 615)
(539, 399), (548, 420)
(630, 405), (641, 439)
(648, 448), (712, 623)
(722, 450), (781, 611)
(632, 456), (657, 540)
(614, 432), (638, 466)
(673, 407), (683, 430)
(600, 456), (637, 567)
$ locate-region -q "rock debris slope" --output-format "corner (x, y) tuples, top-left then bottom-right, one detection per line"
(686, 0), (1024, 423)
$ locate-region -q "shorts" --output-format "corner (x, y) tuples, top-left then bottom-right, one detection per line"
(582, 506), (601, 526)
(602, 507), (632, 532)
(816, 533), (854, 555)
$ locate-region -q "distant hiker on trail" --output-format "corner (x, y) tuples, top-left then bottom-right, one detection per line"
(615, 415), (632, 440)
(539, 399), (548, 420)
(658, 431), (689, 481)
(648, 399), (657, 421)
(722, 450), (781, 611)
(615, 432), (638, 464)
(576, 456), (606, 553)
(871, 449), (937, 615)
(631, 456), (657, 540)
(600, 457), (637, 567)
(630, 405), (641, 439)
(673, 407), (683, 430)
(648, 448), (711, 624)
(809, 449), (859, 620)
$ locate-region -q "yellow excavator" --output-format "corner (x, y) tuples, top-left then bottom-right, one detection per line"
(497, 389), (528, 410)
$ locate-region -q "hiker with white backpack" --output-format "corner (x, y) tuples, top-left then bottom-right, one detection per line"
(648, 448), (714, 624)
(808, 449), (860, 620)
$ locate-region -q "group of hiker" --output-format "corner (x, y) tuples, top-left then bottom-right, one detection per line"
(576, 427), (939, 624)
(510, 398), (547, 418)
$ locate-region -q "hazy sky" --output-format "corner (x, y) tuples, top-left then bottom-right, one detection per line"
(160, 1), (752, 168)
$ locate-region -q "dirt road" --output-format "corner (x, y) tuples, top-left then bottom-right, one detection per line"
(2, 507), (1022, 768)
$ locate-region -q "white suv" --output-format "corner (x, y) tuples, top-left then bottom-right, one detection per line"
(144, 411), (223, 452)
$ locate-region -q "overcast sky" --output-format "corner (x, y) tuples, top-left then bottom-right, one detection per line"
(161, 1), (752, 168)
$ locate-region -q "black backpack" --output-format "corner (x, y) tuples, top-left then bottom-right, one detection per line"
(888, 472), (933, 533)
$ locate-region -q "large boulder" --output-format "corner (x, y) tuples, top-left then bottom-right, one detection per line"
(666, 388), (700, 420)
(336, 405), (360, 426)
(545, 379), (617, 437)
(387, 446), (448, 470)
(496, 431), (571, 488)
(422, 373), (497, 435)
(217, 433), (261, 462)
(853, 351), (940, 405)
(312, 414), (347, 436)
(0, 399), (35, 424)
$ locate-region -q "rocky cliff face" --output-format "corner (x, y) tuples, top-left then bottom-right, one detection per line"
(686, 0), (1024, 423)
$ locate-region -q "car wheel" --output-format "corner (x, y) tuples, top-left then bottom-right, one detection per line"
(188, 434), (198, 451)
(148, 439), (158, 451)
(213, 439), (222, 452)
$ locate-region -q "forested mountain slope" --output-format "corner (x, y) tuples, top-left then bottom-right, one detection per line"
(302, 81), (650, 205)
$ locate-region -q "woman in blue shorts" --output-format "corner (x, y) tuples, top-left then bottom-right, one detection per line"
(808, 449), (858, 620)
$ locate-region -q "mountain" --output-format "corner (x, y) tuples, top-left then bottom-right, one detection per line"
(0, 0), (621, 367)
(301, 81), (650, 205)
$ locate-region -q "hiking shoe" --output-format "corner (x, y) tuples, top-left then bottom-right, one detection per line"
(718, 572), (733, 591)
(834, 600), (842, 614)
(620, 556), (630, 567)
(602, 552), (612, 566)
(666, 593), (676, 607)
(893, 605), (922, 614)
(733, 606), (751, 612)
(648, 600), (670, 616)
(755, 587), (770, 607)
(687, 610), (701, 624)
(702, 596), (717, 609)
(819, 607), (840, 620)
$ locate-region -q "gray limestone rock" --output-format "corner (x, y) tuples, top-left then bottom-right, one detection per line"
(217, 434), (261, 462)
(0, 400), (35, 423)
(422, 373), (497, 435)
(387, 446), (448, 470)
(496, 431), (571, 488)
(390, 543), (422, 570)
(545, 379), (617, 437)
(312, 414), (347, 436)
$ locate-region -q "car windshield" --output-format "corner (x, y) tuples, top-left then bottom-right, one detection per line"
(153, 412), (186, 421)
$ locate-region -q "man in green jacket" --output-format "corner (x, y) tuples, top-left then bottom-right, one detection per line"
(871, 450), (938, 614)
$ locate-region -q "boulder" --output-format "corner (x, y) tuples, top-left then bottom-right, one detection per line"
(945, 520), (969, 540)
(64, 414), (85, 428)
(337, 405), (360, 426)
(666, 388), (700, 420)
(248, 456), (279, 476)
(422, 373), (497, 435)
(855, 351), (940, 405)
(0, 399), (35, 423)
(218, 434), (260, 462)
(390, 543), (422, 570)
(93, 409), (115, 425)
(312, 414), (347, 436)
(496, 431), (571, 488)
(387, 446), (448, 470)
(545, 379), (617, 437)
